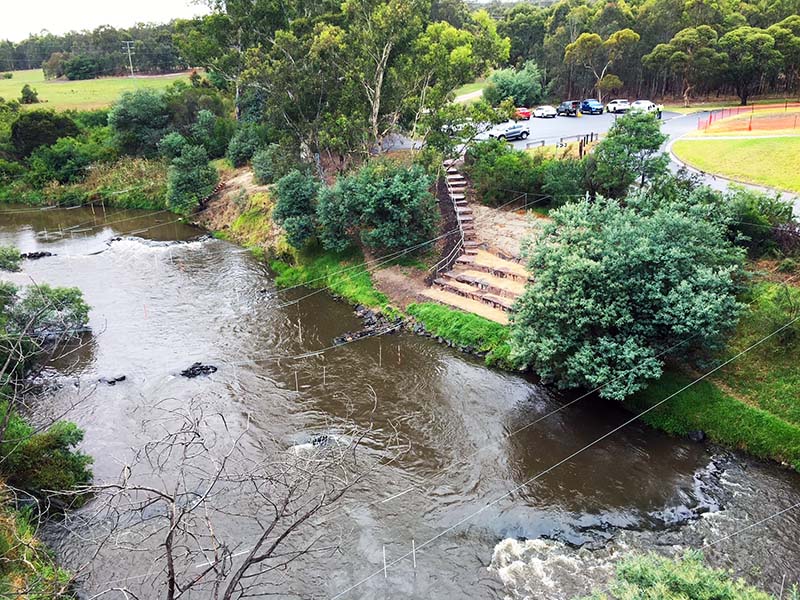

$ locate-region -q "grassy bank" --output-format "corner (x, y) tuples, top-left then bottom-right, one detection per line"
(0, 69), (189, 111)
(629, 281), (800, 471)
(0, 156), (168, 209)
(406, 302), (513, 367)
(0, 486), (75, 598)
(672, 137), (800, 193)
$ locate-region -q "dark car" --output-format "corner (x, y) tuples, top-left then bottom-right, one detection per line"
(580, 99), (604, 115)
(556, 100), (580, 116)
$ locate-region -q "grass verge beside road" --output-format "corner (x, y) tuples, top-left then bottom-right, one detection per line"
(0, 69), (189, 111)
(672, 137), (800, 193)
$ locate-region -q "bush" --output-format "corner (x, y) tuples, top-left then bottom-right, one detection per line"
(579, 551), (772, 599)
(1, 415), (93, 498)
(7, 284), (90, 339)
(0, 158), (24, 184)
(0, 246), (22, 272)
(464, 139), (546, 205)
(189, 109), (233, 158)
(226, 123), (264, 167)
(108, 89), (171, 156)
(252, 142), (302, 185)
(27, 134), (112, 186)
(1, 72), (12, 79)
(483, 60), (544, 107)
(726, 188), (795, 257)
(166, 144), (218, 214)
(511, 193), (746, 400)
(317, 161), (438, 253)
(10, 111), (79, 158)
(158, 131), (188, 159)
(541, 157), (589, 206)
(63, 54), (101, 80)
(273, 170), (320, 248)
(19, 84), (39, 105)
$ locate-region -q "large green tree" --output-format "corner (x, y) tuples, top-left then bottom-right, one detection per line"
(564, 28), (640, 100)
(511, 192), (745, 401)
(718, 26), (782, 104)
(483, 60), (544, 106)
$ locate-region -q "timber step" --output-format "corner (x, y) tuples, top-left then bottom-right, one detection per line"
(455, 255), (529, 282)
(421, 287), (509, 324)
(432, 278), (518, 313)
(441, 270), (521, 299)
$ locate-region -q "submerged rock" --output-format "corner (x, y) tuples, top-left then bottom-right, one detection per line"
(21, 251), (54, 260)
(688, 430), (706, 443)
(180, 362), (218, 378)
(98, 375), (126, 386)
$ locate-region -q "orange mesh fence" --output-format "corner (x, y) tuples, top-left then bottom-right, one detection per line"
(696, 102), (800, 131)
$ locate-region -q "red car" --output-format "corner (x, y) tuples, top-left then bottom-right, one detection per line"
(514, 107), (532, 120)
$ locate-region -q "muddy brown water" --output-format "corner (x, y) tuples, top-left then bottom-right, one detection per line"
(1, 205), (799, 599)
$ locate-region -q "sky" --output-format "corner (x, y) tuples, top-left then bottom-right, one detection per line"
(1, 0), (210, 42)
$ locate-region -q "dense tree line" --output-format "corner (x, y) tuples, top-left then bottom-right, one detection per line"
(0, 23), (184, 78)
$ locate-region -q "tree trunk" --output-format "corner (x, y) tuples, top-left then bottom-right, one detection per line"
(369, 41), (393, 154)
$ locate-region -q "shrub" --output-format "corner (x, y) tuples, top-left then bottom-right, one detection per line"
(463, 139), (545, 205)
(726, 188), (795, 257)
(108, 89), (171, 156)
(226, 123), (264, 167)
(252, 142), (302, 185)
(158, 131), (188, 159)
(7, 284), (90, 339)
(541, 157), (589, 206)
(10, 111), (79, 158)
(273, 170), (320, 248)
(317, 161), (438, 253)
(63, 54), (101, 80)
(0, 158), (24, 184)
(483, 60), (544, 107)
(0, 246), (22, 272)
(511, 194), (746, 400)
(27, 134), (112, 186)
(82, 157), (168, 209)
(1, 72), (12, 79)
(166, 144), (218, 214)
(579, 551), (772, 599)
(189, 109), (233, 158)
(19, 84), (39, 105)
(1, 414), (93, 498)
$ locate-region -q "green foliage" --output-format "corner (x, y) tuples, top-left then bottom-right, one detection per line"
(726, 188), (795, 257)
(26, 134), (114, 186)
(252, 142), (302, 185)
(188, 108), (233, 159)
(271, 248), (390, 309)
(19, 83), (39, 104)
(483, 60), (544, 106)
(226, 123), (264, 167)
(63, 54), (101, 80)
(541, 157), (588, 206)
(0, 159), (24, 184)
(464, 139), (547, 205)
(316, 162), (438, 254)
(0, 246), (21, 272)
(718, 26), (783, 104)
(592, 111), (668, 197)
(10, 111), (79, 158)
(166, 144), (218, 214)
(579, 551), (772, 599)
(273, 170), (320, 248)
(7, 284), (90, 339)
(158, 131), (188, 159)
(511, 193), (746, 401)
(108, 88), (171, 156)
(407, 303), (513, 367)
(0, 414), (93, 498)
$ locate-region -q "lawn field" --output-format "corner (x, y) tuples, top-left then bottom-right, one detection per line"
(0, 69), (190, 111)
(672, 136), (800, 193)
(452, 79), (487, 100)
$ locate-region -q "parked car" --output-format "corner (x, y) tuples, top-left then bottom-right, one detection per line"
(533, 105), (557, 118)
(606, 98), (630, 113)
(476, 120), (530, 141)
(556, 100), (580, 116)
(514, 107), (533, 120)
(580, 98), (604, 114)
(630, 100), (657, 113)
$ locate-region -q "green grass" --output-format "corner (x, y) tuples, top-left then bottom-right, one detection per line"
(407, 302), (513, 367)
(627, 370), (800, 471)
(672, 137), (800, 193)
(452, 80), (487, 101)
(664, 97), (799, 114)
(0, 69), (189, 111)
(271, 248), (391, 310)
(628, 281), (800, 472)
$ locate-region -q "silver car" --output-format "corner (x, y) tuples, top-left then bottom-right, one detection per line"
(476, 121), (530, 141)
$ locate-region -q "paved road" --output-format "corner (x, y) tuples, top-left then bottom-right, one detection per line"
(384, 110), (800, 216)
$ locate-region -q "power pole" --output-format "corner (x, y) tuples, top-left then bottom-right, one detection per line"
(122, 41), (135, 77)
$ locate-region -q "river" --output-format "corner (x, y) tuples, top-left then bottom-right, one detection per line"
(1, 205), (798, 599)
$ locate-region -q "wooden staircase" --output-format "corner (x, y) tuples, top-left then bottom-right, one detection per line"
(425, 161), (530, 325)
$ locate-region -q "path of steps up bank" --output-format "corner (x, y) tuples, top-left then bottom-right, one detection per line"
(421, 162), (530, 325)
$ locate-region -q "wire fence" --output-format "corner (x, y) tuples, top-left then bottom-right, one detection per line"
(697, 101), (800, 131)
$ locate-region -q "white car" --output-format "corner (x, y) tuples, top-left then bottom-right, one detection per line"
(630, 100), (658, 113)
(533, 105), (557, 118)
(606, 99), (630, 113)
(475, 121), (530, 141)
